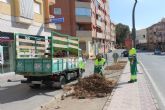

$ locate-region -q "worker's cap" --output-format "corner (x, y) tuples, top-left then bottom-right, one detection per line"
(129, 48), (137, 55)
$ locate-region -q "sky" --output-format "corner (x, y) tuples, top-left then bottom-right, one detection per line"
(109, 0), (165, 30)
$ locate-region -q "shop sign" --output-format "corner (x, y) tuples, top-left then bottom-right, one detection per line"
(0, 46), (4, 64)
(0, 32), (14, 42)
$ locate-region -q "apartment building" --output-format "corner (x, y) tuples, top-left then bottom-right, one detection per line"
(50, 0), (76, 36)
(0, 0), (55, 74)
(110, 22), (116, 50)
(52, 0), (111, 57)
(136, 29), (147, 50)
(147, 18), (165, 51)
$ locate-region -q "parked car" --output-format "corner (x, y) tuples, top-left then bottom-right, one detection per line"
(121, 50), (129, 57)
(108, 49), (112, 53)
(154, 49), (161, 55)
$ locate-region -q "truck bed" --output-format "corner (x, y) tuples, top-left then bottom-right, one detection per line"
(16, 58), (78, 76)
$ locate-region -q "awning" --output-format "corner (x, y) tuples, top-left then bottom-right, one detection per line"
(0, 32), (14, 42)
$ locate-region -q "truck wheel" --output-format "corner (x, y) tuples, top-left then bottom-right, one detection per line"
(66, 73), (71, 82)
(29, 84), (41, 89)
(78, 69), (83, 78)
(60, 76), (66, 88)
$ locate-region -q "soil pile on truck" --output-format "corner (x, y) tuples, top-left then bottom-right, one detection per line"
(62, 74), (117, 99)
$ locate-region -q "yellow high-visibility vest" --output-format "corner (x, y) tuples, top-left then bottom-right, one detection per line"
(94, 58), (106, 66)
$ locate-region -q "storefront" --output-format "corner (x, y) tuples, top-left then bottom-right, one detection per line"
(0, 32), (15, 74)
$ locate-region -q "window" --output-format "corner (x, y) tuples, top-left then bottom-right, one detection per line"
(55, 24), (62, 30)
(95, 0), (99, 9)
(0, 0), (10, 3)
(34, 1), (41, 14)
(76, 8), (91, 17)
(54, 8), (61, 15)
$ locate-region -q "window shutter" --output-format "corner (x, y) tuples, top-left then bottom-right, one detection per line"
(20, 0), (34, 19)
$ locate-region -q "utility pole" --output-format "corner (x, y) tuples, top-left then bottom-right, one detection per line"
(132, 0), (137, 48)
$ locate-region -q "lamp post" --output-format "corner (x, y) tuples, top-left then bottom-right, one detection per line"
(132, 0), (137, 48)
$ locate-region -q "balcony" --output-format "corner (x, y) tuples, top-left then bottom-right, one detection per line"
(76, 1), (91, 8)
(76, 16), (91, 23)
(15, 17), (33, 24)
(97, 32), (104, 39)
(97, 20), (102, 27)
(45, 23), (56, 29)
(97, 9), (102, 16)
(97, 0), (102, 4)
(105, 16), (110, 22)
(111, 37), (116, 42)
(76, 30), (92, 41)
(106, 35), (111, 40)
(77, 0), (91, 2)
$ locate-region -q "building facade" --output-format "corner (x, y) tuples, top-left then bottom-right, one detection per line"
(52, 0), (111, 57)
(147, 18), (165, 51)
(136, 29), (147, 50)
(0, 0), (55, 74)
(51, 0), (76, 36)
(110, 22), (116, 50)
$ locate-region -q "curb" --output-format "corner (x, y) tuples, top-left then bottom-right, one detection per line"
(102, 62), (128, 110)
(139, 61), (164, 110)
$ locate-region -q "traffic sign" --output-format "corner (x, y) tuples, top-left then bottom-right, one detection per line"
(50, 17), (64, 24)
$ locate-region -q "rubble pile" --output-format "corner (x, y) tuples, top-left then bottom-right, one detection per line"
(74, 74), (116, 98)
(63, 74), (116, 98)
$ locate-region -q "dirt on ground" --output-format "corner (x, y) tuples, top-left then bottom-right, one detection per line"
(105, 61), (127, 70)
(69, 74), (117, 99)
(117, 61), (127, 64)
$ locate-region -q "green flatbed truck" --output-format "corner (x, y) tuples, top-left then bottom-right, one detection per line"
(15, 32), (81, 88)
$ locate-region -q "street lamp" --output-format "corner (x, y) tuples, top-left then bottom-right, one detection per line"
(132, 0), (137, 48)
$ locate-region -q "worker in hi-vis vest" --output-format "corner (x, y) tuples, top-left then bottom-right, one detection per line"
(128, 48), (137, 83)
(78, 57), (85, 77)
(94, 54), (106, 76)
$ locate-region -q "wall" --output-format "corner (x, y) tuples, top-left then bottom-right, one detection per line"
(52, 0), (76, 36)
(136, 29), (147, 44)
(0, 0), (52, 36)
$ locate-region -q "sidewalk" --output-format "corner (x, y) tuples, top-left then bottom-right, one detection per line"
(104, 62), (158, 110)
(0, 73), (24, 83)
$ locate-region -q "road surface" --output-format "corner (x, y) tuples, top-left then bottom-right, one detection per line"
(0, 79), (62, 110)
(138, 52), (165, 110)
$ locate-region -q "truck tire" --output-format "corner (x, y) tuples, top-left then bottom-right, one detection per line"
(66, 73), (71, 82)
(29, 84), (41, 89)
(60, 76), (66, 88)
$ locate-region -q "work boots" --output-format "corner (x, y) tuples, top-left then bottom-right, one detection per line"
(128, 79), (137, 83)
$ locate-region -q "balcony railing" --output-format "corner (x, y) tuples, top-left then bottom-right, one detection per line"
(76, 30), (92, 37)
(76, 1), (91, 8)
(97, 9), (102, 16)
(76, 0), (90, 2)
(97, 20), (102, 27)
(76, 16), (91, 23)
(97, 32), (104, 39)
